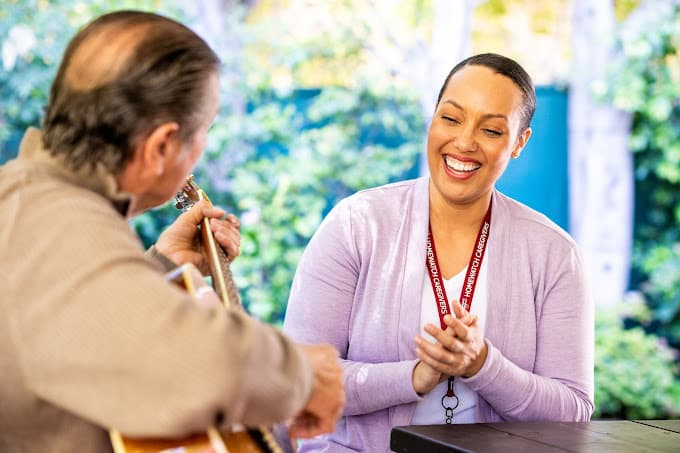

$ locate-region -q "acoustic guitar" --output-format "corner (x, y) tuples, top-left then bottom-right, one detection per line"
(109, 176), (285, 453)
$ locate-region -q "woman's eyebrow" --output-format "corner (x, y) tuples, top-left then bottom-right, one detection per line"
(441, 99), (508, 121)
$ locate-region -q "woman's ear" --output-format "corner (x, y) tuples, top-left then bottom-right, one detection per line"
(138, 122), (181, 175)
(511, 127), (532, 159)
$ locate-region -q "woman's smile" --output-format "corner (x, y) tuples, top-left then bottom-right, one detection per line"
(443, 154), (482, 180)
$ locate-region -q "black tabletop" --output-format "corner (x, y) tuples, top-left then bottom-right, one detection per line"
(390, 420), (680, 453)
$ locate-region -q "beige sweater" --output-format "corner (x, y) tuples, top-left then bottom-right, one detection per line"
(0, 128), (312, 452)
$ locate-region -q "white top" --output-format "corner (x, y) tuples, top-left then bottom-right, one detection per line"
(411, 254), (489, 425)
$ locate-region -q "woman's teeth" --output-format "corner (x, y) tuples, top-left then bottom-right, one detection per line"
(445, 156), (480, 172)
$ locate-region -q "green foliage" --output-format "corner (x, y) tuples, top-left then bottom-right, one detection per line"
(594, 303), (680, 419)
(477, 0), (508, 16)
(600, 6), (680, 422)
(614, 0), (642, 21)
(0, 0), (72, 160)
(228, 87), (422, 323)
(638, 244), (680, 337)
(128, 2), (425, 324)
(606, 3), (680, 346)
(134, 84), (423, 324)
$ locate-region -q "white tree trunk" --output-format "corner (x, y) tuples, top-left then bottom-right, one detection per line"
(423, 0), (476, 117)
(178, 0), (259, 191)
(417, 0), (477, 175)
(569, 0), (633, 306)
(179, 0), (256, 114)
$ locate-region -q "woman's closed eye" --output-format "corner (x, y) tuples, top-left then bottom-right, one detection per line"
(441, 115), (460, 124)
(482, 128), (502, 137)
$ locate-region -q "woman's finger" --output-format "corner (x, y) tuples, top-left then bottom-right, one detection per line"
(414, 335), (456, 364)
(443, 315), (472, 341)
(450, 299), (475, 325)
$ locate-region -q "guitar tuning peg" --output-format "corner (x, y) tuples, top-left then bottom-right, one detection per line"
(174, 191), (193, 212)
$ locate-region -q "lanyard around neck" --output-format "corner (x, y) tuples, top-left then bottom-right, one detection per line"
(425, 200), (492, 329)
(424, 198), (492, 424)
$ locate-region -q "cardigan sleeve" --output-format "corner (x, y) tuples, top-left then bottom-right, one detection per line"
(461, 245), (594, 421)
(284, 199), (422, 416)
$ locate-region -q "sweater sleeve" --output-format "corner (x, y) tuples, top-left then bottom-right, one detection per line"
(284, 199), (422, 416)
(461, 245), (594, 421)
(8, 193), (313, 437)
(145, 244), (179, 272)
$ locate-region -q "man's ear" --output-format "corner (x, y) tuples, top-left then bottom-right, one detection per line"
(511, 127), (532, 159)
(137, 122), (181, 176)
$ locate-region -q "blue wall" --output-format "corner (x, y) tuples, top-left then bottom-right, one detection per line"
(496, 86), (569, 231)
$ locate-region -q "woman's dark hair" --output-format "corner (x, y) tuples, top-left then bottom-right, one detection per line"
(436, 53), (536, 132)
(42, 11), (220, 172)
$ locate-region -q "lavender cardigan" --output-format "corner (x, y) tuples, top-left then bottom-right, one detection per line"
(283, 177), (594, 452)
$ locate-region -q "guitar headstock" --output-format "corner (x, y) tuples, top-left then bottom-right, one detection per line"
(174, 175), (211, 211)
(171, 175), (239, 308)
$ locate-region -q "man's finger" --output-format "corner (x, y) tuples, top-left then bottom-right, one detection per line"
(199, 203), (226, 220)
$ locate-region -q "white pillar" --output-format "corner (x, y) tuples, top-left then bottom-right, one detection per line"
(569, 0), (633, 305)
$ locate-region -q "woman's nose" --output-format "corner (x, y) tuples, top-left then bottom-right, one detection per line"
(454, 126), (477, 152)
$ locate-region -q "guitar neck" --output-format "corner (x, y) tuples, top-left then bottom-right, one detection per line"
(175, 176), (242, 309)
(199, 216), (239, 308)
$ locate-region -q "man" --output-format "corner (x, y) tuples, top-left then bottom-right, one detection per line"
(0, 10), (344, 452)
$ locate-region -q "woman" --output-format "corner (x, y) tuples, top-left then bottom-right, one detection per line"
(283, 53), (593, 452)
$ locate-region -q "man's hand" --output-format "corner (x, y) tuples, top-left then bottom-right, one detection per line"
(288, 344), (345, 439)
(154, 200), (241, 272)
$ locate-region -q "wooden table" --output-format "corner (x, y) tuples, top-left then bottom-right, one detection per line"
(390, 420), (680, 452)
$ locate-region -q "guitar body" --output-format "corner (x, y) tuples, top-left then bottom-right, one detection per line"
(110, 426), (280, 453)
(108, 177), (288, 453)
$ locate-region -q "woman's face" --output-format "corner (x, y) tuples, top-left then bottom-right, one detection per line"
(427, 64), (531, 208)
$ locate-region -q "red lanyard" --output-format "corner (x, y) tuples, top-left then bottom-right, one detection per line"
(425, 201), (492, 327)
(425, 199), (492, 424)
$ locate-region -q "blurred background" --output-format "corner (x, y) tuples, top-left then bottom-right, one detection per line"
(1, 0), (679, 420)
